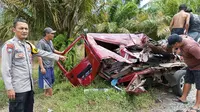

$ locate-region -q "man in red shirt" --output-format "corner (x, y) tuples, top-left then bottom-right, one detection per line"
(168, 34), (200, 112)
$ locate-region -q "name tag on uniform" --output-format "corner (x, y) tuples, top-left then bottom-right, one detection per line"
(15, 53), (25, 58)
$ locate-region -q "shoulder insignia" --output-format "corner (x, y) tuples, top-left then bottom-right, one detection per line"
(6, 44), (14, 53)
(7, 44), (14, 49)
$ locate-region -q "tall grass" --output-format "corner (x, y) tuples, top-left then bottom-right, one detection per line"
(0, 80), (7, 108)
(33, 78), (156, 112)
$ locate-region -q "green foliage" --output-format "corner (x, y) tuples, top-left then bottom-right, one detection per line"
(114, 2), (138, 24)
(0, 12), (14, 40)
(33, 78), (156, 112)
(117, 27), (130, 33)
(0, 0), (96, 40)
(52, 34), (67, 51)
(1, 0), (200, 41)
(53, 34), (84, 83)
(107, 22), (118, 33)
(164, 0), (179, 16)
(91, 0), (200, 40)
(96, 22), (108, 32)
(94, 0), (138, 33)
(108, 0), (119, 22)
(173, 0), (200, 14)
(140, 0), (200, 39)
(0, 79), (7, 108)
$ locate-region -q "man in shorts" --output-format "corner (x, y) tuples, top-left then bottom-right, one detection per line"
(37, 27), (64, 96)
(169, 4), (190, 35)
(168, 34), (200, 112)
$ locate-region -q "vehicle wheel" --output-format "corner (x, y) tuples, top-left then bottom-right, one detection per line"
(172, 70), (186, 97)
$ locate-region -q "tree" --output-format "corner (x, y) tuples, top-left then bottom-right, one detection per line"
(89, 0), (138, 33)
(0, 0), (96, 41)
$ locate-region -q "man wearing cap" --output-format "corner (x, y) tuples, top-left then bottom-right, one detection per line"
(37, 27), (64, 96)
(168, 34), (200, 112)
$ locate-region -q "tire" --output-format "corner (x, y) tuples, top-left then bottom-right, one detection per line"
(172, 70), (186, 97)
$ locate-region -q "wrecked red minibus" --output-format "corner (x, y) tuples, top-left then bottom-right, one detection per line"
(57, 33), (186, 96)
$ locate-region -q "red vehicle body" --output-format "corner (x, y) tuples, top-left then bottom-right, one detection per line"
(58, 33), (186, 96)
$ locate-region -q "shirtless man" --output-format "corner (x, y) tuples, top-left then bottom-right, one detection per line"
(169, 4), (190, 35)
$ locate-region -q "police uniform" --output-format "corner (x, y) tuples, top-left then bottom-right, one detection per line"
(1, 36), (60, 112)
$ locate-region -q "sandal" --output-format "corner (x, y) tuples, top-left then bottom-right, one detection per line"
(173, 97), (188, 104)
(186, 107), (200, 112)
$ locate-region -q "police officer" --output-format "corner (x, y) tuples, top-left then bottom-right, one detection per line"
(1, 18), (66, 112)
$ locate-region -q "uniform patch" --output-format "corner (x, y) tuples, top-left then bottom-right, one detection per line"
(6, 44), (14, 53)
(7, 44), (14, 49)
(18, 53), (24, 58)
(7, 49), (13, 53)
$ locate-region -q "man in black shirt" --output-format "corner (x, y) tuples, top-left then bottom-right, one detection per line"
(186, 9), (200, 43)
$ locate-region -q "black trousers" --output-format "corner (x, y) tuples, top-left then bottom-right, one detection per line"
(9, 90), (34, 112)
(171, 28), (184, 35)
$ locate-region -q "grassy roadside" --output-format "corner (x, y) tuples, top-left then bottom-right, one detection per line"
(32, 76), (158, 112)
(0, 58), (158, 112)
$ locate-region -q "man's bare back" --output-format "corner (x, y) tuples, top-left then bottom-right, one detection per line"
(170, 5), (190, 35)
(171, 11), (190, 28)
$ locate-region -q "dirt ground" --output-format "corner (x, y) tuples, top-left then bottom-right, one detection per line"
(147, 85), (196, 112)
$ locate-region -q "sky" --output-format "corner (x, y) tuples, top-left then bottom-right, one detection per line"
(140, 0), (151, 7)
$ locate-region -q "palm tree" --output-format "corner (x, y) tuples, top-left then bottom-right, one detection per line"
(0, 0), (96, 41)
(1, 0), (200, 41)
(90, 0), (138, 33)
